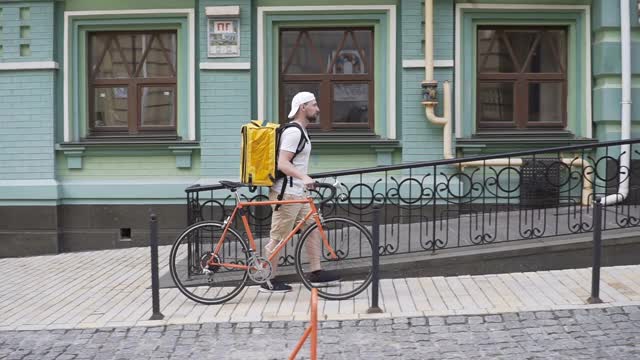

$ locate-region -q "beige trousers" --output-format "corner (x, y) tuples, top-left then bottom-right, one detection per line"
(266, 191), (322, 278)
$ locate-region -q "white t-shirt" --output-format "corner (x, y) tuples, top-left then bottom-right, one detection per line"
(271, 123), (311, 196)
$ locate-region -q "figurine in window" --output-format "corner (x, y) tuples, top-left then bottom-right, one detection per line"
(334, 50), (362, 74)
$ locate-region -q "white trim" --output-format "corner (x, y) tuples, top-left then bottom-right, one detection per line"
(205, 6), (240, 17)
(200, 62), (251, 70)
(585, 7), (592, 138)
(456, 3), (592, 10)
(64, 13), (69, 141)
(63, 9), (197, 16)
(455, 3), (592, 138)
(402, 59), (454, 68)
(388, 5), (397, 139)
(0, 179), (59, 186)
(0, 61), (59, 71)
(187, 9), (196, 141)
(257, 9), (264, 121)
(63, 9), (196, 142)
(257, 5), (397, 139)
(455, 5), (460, 138)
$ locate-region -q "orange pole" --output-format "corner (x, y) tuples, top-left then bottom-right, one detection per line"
(289, 288), (319, 359)
(310, 288), (318, 360)
(288, 327), (311, 360)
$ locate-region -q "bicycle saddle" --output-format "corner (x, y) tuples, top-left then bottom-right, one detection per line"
(219, 180), (247, 191)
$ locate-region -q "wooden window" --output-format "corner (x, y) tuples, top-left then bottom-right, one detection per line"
(88, 31), (177, 138)
(477, 26), (567, 131)
(279, 28), (374, 132)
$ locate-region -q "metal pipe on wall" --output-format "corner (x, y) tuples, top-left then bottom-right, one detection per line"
(422, 0), (453, 159)
(421, 0), (592, 206)
(601, 0), (632, 206)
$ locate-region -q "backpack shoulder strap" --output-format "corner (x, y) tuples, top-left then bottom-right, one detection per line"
(282, 122), (308, 155)
(275, 122), (308, 211)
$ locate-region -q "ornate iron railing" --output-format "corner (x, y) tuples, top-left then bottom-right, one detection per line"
(186, 138), (640, 265)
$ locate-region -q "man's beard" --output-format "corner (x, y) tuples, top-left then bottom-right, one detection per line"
(306, 113), (317, 122)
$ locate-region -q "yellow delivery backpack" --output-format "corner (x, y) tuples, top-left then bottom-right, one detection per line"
(240, 120), (279, 186)
(240, 120), (307, 187)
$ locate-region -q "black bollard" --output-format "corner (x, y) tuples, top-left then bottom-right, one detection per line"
(587, 199), (603, 304)
(150, 213), (165, 320)
(367, 206), (383, 314)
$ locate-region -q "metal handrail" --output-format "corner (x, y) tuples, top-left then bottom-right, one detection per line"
(186, 138), (640, 193)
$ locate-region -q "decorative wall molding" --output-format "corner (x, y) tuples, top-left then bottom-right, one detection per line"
(200, 62), (251, 70)
(0, 61), (59, 70)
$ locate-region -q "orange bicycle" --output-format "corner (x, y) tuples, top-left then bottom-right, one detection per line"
(169, 181), (374, 304)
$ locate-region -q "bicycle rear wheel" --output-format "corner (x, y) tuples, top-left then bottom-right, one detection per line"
(294, 217), (374, 300)
(169, 221), (249, 305)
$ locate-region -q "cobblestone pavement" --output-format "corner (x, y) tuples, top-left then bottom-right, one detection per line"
(2, 243), (640, 330)
(1, 306), (639, 360)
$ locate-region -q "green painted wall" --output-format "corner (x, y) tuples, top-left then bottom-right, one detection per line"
(402, 0), (455, 162)
(403, 0), (452, 61)
(198, 0), (252, 181)
(256, 0), (397, 6)
(5, 0), (640, 205)
(456, 0), (590, 4)
(199, 70), (252, 179)
(592, 32), (640, 76)
(0, 71), (56, 180)
(0, 2), (54, 62)
(263, 12), (391, 136)
(402, 69), (454, 162)
(592, 0), (640, 31)
(64, 0), (195, 11)
(199, 0), (250, 62)
(592, 0), (640, 141)
(56, 153), (201, 180)
(310, 151), (379, 173)
(456, 5), (591, 151)
(55, 1), (200, 202)
(0, 1), (56, 178)
(0, 2), (58, 203)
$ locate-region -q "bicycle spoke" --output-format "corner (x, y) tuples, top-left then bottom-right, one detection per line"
(295, 217), (374, 300)
(170, 222), (249, 305)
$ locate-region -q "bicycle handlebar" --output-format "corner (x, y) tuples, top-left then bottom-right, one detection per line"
(313, 182), (336, 206)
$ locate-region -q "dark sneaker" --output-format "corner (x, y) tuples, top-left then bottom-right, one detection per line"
(259, 280), (292, 293)
(308, 270), (341, 287)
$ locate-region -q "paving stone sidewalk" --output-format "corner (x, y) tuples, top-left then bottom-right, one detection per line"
(1, 306), (640, 359)
(1, 246), (640, 331)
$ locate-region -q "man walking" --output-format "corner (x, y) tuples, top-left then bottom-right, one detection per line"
(260, 92), (340, 292)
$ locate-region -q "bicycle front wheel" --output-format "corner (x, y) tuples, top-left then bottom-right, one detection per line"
(294, 217), (374, 300)
(169, 221), (249, 305)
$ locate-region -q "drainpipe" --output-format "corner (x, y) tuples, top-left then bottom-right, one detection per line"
(601, 0), (632, 206)
(421, 0), (592, 205)
(422, 0), (453, 159)
(460, 157), (593, 206)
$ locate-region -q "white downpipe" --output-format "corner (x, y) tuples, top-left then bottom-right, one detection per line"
(422, 0), (592, 205)
(424, 0), (434, 81)
(423, 0), (453, 159)
(601, 0), (632, 206)
(425, 82), (453, 159)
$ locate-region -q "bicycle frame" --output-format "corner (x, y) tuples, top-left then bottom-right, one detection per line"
(208, 193), (339, 271)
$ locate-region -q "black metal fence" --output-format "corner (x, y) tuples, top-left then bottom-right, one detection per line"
(185, 139), (640, 264)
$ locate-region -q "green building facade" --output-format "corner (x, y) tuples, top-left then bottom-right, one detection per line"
(0, 0), (638, 256)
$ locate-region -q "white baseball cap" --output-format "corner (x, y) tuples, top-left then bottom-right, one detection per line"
(287, 91), (316, 119)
